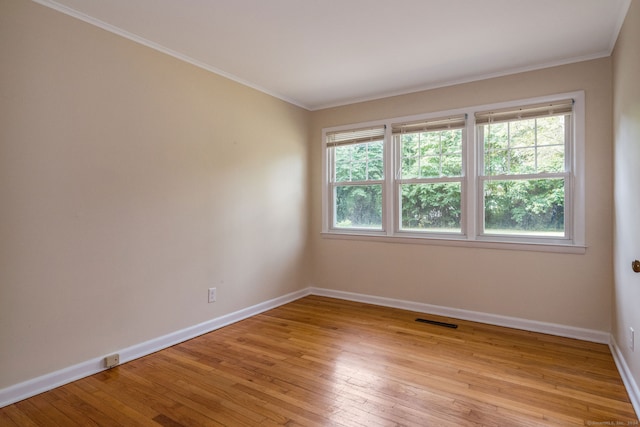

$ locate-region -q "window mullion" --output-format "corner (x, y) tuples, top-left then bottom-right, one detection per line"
(469, 120), (479, 239)
(384, 124), (394, 235)
(438, 132), (443, 177)
(483, 171), (568, 181)
(398, 177), (462, 184)
(323, 146), (333, 232)
(564, 114), (574, 240)
(534, 119), (538, 172)
(335, 179), (385, 186)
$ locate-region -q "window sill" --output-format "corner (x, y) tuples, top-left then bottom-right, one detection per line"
(320, 231), (586, 254)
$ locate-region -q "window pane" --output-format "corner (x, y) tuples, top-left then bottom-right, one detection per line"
(402, 135), (419, 157)
(485, 149), (508, 175)
(400, 183), (461, 232)
(420, 156), (440, 178)
(334, 145), (351, 181)
(442, 153), (462, 176)
(509, 147), (536, 174)
(400, 129), (462, 179)
(334, 140), (383, 183)
(350, 160), (366, 181)
(335, 185), (382, 229)
(368, 159), (384, 180)
(537, 116), (565, 146)
(482, 115), (566, 176)
(510, 119), (536, 147)
(537, 145), (564, 173)
(401, 156), (419, 179)
(485, 122), (508, 150)
(484, 178), (565, 236)
(420, 132), (440, 155)
(441, 129), (462, 153)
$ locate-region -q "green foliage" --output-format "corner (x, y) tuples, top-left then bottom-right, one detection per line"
(335, 185), (382, 228)
(333, 140), (384, 228)
(331, 115), (568, 235)
(401, 183), (461, 231)
(482, 115), (567, 234)
(400, 129), (462, 179)
(484, 116), (565, 175)
(397, 129), (462, 232)
(335, 141), (383, 182)
(484, 179), (564, 233)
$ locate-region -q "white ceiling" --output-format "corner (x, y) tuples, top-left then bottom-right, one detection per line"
(35, 0), (631, 110)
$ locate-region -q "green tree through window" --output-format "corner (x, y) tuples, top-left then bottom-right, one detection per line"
(480, 115), (568, 236)
(334, 141), (384, 228)
(397, 125), (464, 232)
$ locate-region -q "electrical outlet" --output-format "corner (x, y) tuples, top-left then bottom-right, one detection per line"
(629, 327), (635, 351)
(208, 287), (217, 303)
(104, 354), (119, 368)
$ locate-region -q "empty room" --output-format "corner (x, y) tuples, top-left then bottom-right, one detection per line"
(1, 0), (639, 425)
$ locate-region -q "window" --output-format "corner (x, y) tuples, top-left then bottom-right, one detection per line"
(322, 92), (585, 252)
(393, 116), (466, 234)
(326, 126), (385, 230)
(476, 100), (573, 239)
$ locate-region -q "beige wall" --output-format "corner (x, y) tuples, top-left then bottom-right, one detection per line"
(0, 0), (309, 388)
(0, 0), (626, 396)
(613, 0), (640, 393)
(309, 58), (614, 331)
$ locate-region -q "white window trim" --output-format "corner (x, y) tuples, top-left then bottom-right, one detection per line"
(321, 91), (586, 254)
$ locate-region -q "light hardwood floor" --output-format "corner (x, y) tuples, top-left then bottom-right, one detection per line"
(1, 296), (637, 426)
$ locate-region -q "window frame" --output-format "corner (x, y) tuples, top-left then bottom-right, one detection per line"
(326, 126), (386, 232)
(321, 91), (585, 253)
(323, 121), (390, 236)
(476, 108), (573, 245)
(392, 116), (467, 237)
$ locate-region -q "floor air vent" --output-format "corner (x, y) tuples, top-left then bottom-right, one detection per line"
(415, 318), (458, 329)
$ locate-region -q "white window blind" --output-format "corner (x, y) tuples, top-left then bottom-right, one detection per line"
(475, 100), (573, 125)
(326, 126), (386, 147)
(391, 115), (466, 134)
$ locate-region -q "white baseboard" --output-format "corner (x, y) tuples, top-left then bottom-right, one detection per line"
(309, 287), (640, 417)
(3, 285), (634, 417)
(0, 288), (311, 408)
(610, 336), (640, 418)
(309, 287), (611, 344)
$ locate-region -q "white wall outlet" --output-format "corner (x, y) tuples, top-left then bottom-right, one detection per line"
(208, 287), (217, 303)
(104, 354), (119, 368)
(629, 327), (635, 351)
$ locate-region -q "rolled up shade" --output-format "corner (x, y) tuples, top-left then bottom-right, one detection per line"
(391, 115), (466, 134)
(326, 126), (385, 148)
(475, 99), (573, 125)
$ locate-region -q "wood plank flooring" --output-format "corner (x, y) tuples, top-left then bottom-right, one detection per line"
(1, 295), (637, 426)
